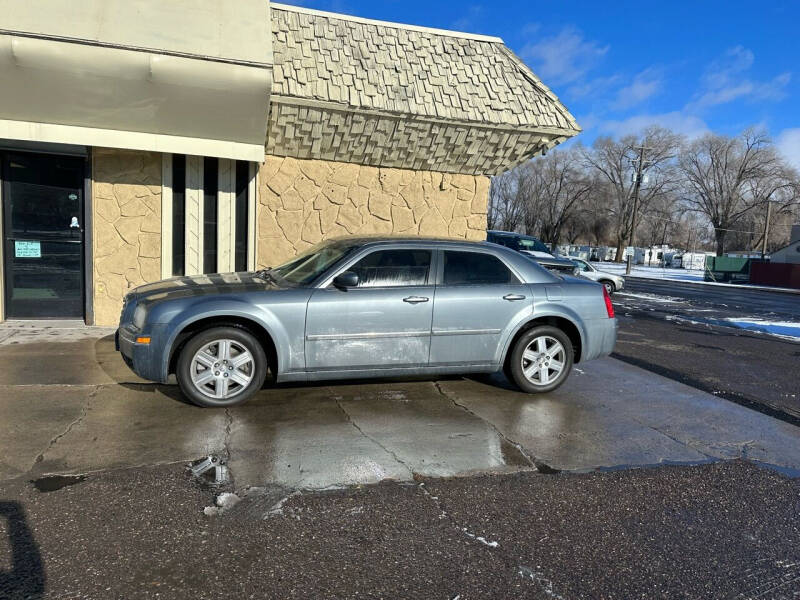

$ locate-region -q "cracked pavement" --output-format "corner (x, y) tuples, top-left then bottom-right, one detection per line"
(1, 324), (800, 598)
(1, 328), (799, 488)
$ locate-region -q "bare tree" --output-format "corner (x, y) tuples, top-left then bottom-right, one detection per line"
(580, 127), (682, 261)
(488, 167), (528, 232)
(678, 129), (798, 256)
(516, 149), (594, 247)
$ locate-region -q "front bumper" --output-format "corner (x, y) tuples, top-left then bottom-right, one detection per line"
(116, 324), (170, 382)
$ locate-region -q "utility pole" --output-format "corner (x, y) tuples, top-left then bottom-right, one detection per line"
(625, 145), (647, 275)
(761, 200), (772, 259)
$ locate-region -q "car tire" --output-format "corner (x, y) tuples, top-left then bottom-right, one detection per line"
(176, 326), (268, 408)
(508, 325), (574, 394)
(601, 280), (616, 294)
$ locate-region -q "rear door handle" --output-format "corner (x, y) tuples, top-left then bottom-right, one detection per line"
(503, 294), (526, 301)
(403, 296), (429, 304)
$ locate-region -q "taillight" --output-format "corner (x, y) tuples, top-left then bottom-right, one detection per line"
(603, 286), (615, 318)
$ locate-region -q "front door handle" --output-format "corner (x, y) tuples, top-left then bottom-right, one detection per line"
(403, 296), (429, 304)
(503, 294), (526, 301)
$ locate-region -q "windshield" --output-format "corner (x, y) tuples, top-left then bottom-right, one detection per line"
(516, 237), (551, 254)
(269, 242), (356, 285)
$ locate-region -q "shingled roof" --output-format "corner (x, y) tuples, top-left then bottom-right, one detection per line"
(266, 3), (580, 175)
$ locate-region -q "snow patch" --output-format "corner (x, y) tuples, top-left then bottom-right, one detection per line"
(616, 292), (683, 303)
(462, 528), (499, 548)
(724, 318), (800, 341)
(517, 566), (566, 599)
(203, 492), (241, 516)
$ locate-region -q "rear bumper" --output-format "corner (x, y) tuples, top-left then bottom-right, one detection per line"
(581, 317), (617, 362)
(116, 324), (170, 382)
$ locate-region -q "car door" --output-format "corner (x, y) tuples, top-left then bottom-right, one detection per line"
(305, 247), (435, 371)
(430, 249), (532, 366)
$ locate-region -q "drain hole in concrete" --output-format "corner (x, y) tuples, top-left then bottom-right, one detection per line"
(32, 474), (87, 493)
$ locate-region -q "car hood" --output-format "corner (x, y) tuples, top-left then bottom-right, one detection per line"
(519, 250), (555, 259)
(125, 272), (282, 305)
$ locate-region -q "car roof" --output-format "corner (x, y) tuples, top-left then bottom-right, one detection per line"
(327, 235), (493, 249)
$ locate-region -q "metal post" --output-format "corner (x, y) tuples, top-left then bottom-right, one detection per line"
(625, 145), (647, 275)
(761, 200), (772, 259)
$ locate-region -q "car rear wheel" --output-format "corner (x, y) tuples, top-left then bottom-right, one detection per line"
(508, 326), (573, 394)
(601, 280), (616, 294)
(176, 327), (267, 407)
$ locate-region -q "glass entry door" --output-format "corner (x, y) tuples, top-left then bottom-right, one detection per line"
(2, 152), (85, 318)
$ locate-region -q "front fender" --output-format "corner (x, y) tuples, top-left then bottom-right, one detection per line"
(155, 298), (293, 383)
(497, 301), (588, 365)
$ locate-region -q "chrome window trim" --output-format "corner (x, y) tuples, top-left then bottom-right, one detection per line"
(431, 328), (502, 336)
(306, 330), (430, 341)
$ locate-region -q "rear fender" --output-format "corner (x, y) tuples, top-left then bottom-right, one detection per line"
(497, 301), (587, 365)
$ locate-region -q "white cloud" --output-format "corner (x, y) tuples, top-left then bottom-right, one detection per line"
(688, 46), (791, 111)
(613, 68), (664, 109)
(520, 26), (609, 86)
(567, 74), (622, 100)
(598, 112), (709, 139)
(450, 5), (484, 32)
(776, 128), (800, 169)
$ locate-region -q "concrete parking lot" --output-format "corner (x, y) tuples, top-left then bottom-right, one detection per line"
(2, 321), (799, 490)
(2, 320), (800, 599)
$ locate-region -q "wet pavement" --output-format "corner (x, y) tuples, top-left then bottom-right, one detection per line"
(613, 281), (800, 422)
(1, 323), (799, 489)
(2, 322), (800, 598)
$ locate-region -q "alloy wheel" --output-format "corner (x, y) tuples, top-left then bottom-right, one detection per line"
(190, 339), (254, 399)
(521, 335), (566, 386)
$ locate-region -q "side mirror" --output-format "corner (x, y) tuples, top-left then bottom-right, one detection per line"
(333, 271), (359, 289)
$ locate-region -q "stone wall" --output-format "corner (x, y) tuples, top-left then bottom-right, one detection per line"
(92, 149), (162, 326)
(256, 156), (488, 268)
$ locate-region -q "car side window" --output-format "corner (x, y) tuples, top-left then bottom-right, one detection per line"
(442, 251), (519, 285)
(348, 249), (432, 288)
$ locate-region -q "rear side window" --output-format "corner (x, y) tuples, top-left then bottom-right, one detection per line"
(349, 249), (432, 287)
(443, 251), (518, 285)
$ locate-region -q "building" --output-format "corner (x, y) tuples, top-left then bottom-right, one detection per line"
(0, 0), (579, 326)
(769, 224), (800, 264)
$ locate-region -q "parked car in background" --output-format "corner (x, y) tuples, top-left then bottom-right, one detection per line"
(570, 258), (625, 294)
(117, 237), (617, 407)
(486, 230), (578, 275)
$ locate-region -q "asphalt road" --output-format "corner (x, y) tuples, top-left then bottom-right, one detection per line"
(613, 277), (800, 423)
(1, 460), (798, 600)
(623, 276), (800, 319)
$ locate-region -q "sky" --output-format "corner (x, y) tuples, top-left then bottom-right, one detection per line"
(275, 0), (800, 167)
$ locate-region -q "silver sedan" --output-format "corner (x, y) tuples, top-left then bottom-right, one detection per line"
(117, 237), (617, 407)
(570, 258), (625, 294)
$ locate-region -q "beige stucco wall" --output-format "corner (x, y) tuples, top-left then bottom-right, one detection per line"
(92, 148), (161, 326)
(256, 156), (489, 268)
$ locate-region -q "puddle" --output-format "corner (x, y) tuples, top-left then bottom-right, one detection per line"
(31, 474), (87, 492)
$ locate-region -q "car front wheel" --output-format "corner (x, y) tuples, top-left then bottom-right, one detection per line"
(176, 326), (267, 407)
(508, 326), (574, 394)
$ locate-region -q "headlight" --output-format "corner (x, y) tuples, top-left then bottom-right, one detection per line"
(133, 305), (148, 330)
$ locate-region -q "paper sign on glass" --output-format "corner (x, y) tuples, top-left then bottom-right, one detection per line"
(15, 240), (41, 258)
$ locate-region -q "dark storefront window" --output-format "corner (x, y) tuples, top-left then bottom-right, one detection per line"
(203, 157), (218, 274)
(234, 160), (249, 272)
(171, 154), (186, 276)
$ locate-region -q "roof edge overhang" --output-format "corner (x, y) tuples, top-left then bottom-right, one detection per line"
(266, 95), (576, 175)
(270, 2), (504, 44)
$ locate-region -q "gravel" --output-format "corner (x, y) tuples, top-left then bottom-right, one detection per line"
(0, 460), (798, 599)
